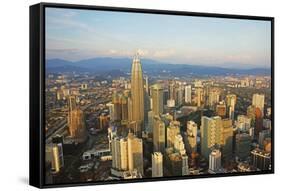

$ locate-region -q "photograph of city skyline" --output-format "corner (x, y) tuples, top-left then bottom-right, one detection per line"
(44, 7), (272, 185)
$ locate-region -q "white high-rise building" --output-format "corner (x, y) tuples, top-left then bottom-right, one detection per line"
(182, 154), (189, 175)
(111, 133), (144, 175)
(152, 152), (163, 177)
(174, 134), (186, 155)
(252, 94), (265, 116)
(236, 115), (252, 132)
(128, 133), (144, 175)
(186, 121), (198, 152)
(106, 103), (115, 121)
(111, 137), (128, 171)
(120, 139), (129, 170)
(196, 88), (203, 107)
(166, 121), (180, 148)
(209, 149), (221, 173)
(153, 116), (165, 153)
(226, 94), (237, 121)
(184, 85), (192, 104)
(176, 86), (184, 106)
(208, 89), (220, 107)
(145, 76), (149, 94)
(151, 84), (164, 115)
(201, 116), (222, 159)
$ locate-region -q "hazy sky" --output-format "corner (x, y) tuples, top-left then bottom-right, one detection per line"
(46, 7), (271, 68)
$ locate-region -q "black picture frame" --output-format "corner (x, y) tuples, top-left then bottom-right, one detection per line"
(30, 2), (275, 188)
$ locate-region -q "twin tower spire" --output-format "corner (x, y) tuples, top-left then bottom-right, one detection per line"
(130, 52), (145, 135)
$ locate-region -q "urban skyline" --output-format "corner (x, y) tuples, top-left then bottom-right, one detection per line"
(44, 7), (272, 185)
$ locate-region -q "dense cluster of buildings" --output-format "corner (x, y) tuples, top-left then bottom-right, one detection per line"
(45, 54), (272, 183)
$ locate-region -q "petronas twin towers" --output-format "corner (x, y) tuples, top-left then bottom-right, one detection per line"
(130, 53), (145, 135)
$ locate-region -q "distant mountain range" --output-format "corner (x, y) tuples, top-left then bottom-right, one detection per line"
(46, 57), (270, 76)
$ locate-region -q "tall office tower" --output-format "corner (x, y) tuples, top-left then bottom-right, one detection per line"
(152, 152), (163, 177)
(112, 93), (129, 121)
(235, 133), (251, 161)
(144, 76), (149, 94)
(151, 84), (164, 115)
(111, 137), (129, 171)
(252, 93), (265, 116)
(165, 149), (189, 176)
(236, 115), (252, 132)
(108, 126), (117, 151)
(186, 121), (198, 153)
(144, 90), (150, 125)
(163, 89), (169, 106)
(208, 88), (220, 107)
(121, 95), (129, 121)
(68, 96), (86, 142)
(112, 93), (122, 120)
(166, 120), (180, 147)
(153, 116), (165, 153)
(51, 143), (64, 173)
(174, 134), (186, 155)
(196, 88), (203, 107)
(201, 116), (223, 159)
(216, 102), (226, 117)
(221, 119), (233, 161)
(182, 154), (190, 175)
(147, 110), (154, 133)
(176, 86), (184, 106)
(184, 85), (192, 104)
(106, 103), (115, 121)
(226, 94), (237, 120)
(168, 80), (176, 100)
(208, 149), (222, 173)
(251, 148), (271, 170)
(130, 54), (145, 136)
(203, 85), (210, 104)
(128, 133), (144, 175)
(127, 96), (133, 121)
(119, 138), (129, 170)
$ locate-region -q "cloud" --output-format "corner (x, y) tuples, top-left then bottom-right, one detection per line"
(46, 9), (95, 33)
(152, 49), (175, 58)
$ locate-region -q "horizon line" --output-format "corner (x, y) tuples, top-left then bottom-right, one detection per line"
(46, 56), (271, 70)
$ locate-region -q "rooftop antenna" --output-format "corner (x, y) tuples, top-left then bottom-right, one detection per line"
(135, 49), (140, 60)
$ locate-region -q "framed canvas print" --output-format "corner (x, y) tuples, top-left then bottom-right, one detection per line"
(29, 2), (274, 188)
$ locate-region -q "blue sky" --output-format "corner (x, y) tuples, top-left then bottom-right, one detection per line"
(46, 7), (271, 68)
